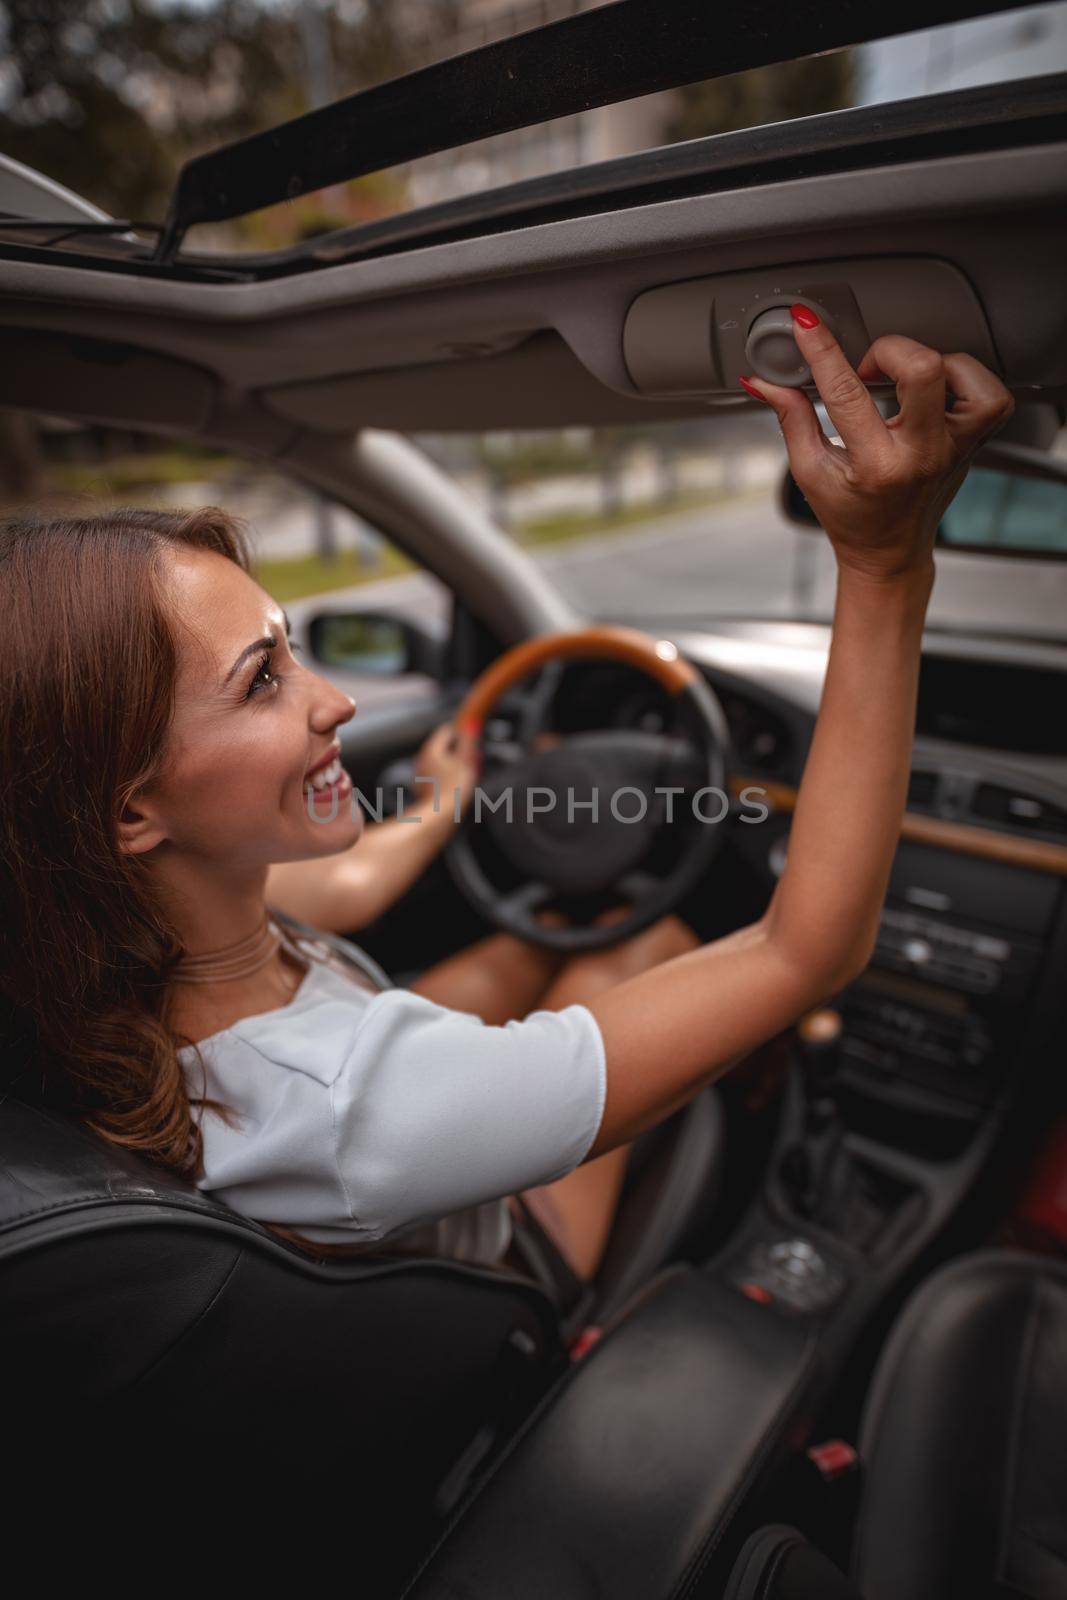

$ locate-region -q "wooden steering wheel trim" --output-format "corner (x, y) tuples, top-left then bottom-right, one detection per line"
(456, 625), (698, 732)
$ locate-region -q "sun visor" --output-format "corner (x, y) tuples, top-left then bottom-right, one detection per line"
(0, 328), (216, 433)
(258, 330), (727, 432)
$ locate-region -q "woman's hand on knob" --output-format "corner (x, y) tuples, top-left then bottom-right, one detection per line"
(741, 307), (1014, 584)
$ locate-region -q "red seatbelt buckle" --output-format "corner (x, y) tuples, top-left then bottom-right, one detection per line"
(807, 1438), (860, 1481)
(568, 1324), (603, 1363)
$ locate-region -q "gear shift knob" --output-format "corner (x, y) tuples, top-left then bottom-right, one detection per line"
(796, 1007), (844, 1110)
(782, 1007), (846, 1220)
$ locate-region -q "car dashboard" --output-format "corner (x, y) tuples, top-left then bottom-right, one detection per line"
(539, 619), (1067, 1172)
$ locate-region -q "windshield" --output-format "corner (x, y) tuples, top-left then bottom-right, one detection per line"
(414, 418), (1067, 643)
(14, 409), (1065, 644)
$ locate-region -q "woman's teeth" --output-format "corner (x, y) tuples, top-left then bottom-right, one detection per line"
(305, 756), (344, 793)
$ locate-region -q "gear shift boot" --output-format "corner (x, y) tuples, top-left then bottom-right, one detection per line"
(780, 1009), (923, 1257)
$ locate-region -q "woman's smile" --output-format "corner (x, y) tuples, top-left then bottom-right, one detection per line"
(304, 759), (358, 826)
(304, 755), (348, 796)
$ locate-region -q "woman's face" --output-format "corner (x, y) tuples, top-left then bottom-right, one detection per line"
(125, 545), (363, 869)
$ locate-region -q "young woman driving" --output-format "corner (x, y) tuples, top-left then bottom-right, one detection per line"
(0, 314), (1011, 1285)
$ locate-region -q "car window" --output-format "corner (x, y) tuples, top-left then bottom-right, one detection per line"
(0, 411), (451, 707)
(414, 420), (1067, 644)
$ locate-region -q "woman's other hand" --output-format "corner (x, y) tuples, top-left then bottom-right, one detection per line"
(741, 308), (1014, 582)
(269, 721), (480, 936)
(413, 721), (480, 817)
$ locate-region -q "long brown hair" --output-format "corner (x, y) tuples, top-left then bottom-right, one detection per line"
(0, 506), (253, 1176)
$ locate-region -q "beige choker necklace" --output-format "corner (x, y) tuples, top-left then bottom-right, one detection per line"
(171, 914), (283, 985)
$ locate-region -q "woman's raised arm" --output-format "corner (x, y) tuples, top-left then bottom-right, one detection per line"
(584, 311), (1013, 1158)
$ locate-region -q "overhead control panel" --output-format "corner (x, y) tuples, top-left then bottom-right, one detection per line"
(622, 257), (999, 397)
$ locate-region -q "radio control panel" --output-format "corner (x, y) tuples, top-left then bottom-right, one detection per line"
(841, 886), (1049, 1111)
(874, 905), (1040, 1001)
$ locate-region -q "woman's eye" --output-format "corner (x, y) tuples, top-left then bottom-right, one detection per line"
(244, 637), (299, 700)
(247, 653), (280, 698)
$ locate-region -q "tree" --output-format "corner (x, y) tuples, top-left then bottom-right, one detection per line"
(0, 1), (303, 219)
(0, 0), (466, 504)
(0, 0), (462, 225)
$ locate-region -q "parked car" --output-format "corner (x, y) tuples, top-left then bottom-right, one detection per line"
(2, 2), (1067, 1593)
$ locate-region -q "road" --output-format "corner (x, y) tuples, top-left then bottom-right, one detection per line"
(284, 489), (1067, 643)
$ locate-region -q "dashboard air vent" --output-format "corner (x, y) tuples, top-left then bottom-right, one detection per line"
(907, 770), (939, 810)
(970, 783), (1067, 841)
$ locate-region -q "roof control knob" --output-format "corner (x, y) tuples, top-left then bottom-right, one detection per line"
(744, 305), (812, 388)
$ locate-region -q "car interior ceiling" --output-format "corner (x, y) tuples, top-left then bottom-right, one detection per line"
(3, 1), (1067, 1593)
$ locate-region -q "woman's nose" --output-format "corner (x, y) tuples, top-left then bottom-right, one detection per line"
(334, 689), (357, 727)
(310, 678), (356, 733)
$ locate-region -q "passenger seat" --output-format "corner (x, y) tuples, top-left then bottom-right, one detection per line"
(725, 1249), (1067, 1600)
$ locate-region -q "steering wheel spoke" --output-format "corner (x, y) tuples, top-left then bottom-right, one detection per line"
(498, 881), (553, 922)
(480, 736), (525, 767)
(487, 661), (564, 752)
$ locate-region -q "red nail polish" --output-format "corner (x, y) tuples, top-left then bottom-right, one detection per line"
(790, 303), (820, 329)
(738, 374), (770, 405)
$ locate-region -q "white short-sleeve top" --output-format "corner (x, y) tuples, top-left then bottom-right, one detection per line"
(177, 928), (607, 1266)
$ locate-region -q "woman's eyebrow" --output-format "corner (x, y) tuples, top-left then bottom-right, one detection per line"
(222, 612), (292, 686)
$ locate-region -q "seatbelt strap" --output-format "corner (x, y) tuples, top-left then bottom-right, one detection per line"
(509, 1194), (593, 1331)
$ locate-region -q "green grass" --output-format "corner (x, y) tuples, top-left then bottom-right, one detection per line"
(514, 486), (743, 549)
(52, 449), (235, 497)
(252, 545), (414, 603)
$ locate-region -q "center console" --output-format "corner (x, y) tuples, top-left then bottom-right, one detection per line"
(714, 833), (1066, 1370)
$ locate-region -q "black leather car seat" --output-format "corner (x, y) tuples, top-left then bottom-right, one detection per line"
(0, 1095), (719, 1573)
(0, 1095), (562, 1581)
(854, 1248), (1067, 1600)
(724, 1249), (1067, 1600)
(0, 1058), (720, 1583)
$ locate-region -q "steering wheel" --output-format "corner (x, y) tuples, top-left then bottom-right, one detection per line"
(445, 626), (732, 952)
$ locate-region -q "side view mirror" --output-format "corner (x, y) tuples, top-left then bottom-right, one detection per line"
(780, 436), (1067, 562)
(307, 610), (445, 678)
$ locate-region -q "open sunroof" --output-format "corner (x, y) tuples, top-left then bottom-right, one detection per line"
(155, 0), (1049, 263)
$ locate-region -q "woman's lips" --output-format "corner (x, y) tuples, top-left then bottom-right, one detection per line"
(304, 741), (342, 782)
